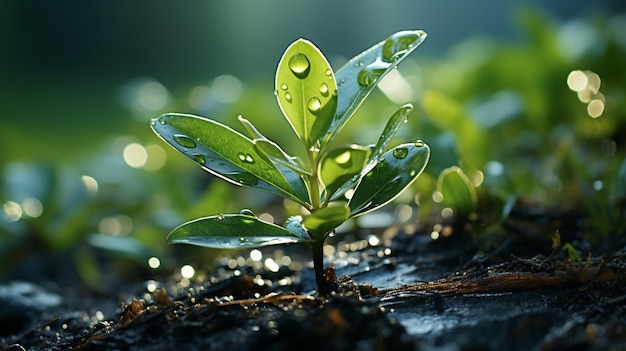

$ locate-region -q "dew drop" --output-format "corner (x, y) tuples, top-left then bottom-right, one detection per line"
(228, 172), (259, 186)
(325, 69), (332, 77)
(239, 209), (255, 216)
(173, 134), (197, 148)
(319, 83), (329, 97)
(238, 153), (255, 163)
(307, 97), (321, 114)
(239, 237), (247, 243)
(192, 154), (206, 165)
(150, 119), (157, 126)
(217, 214), (224, 220)
(382, 31), (421, 63)
(288, 53), (310, 79)
(335, 151), (351, 166)
(357, 59), (390, 87)
(414, 140), (424, 147)
(280, 83), (288, 90)
(392, 147), (409, 159)
(284, 92), (292, 102)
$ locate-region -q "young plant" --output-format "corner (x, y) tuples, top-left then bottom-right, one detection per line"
(151, 30), (430, 295)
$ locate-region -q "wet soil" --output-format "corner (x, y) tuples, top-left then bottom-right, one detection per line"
(2, 206), (626, 350)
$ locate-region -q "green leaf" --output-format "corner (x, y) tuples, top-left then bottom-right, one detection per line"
(436, 166), (477, 216)
(322, 30), (427, 146)
(349, 141), (430, 216)
(167, 213), (313, 249)
(302, 203), (350, 240)
(320, 144), (369, 201)
(367, 103), (414, 165)
(254, 139), (311, 175)
(328, 104), (413, 202)
(238, 115), (311, 175)
(151, 113), (310, 206)
(422, 90), (485, 170)
(276, 38), (338, 147)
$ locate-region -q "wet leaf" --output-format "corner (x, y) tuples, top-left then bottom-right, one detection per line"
(320, 144), (369, 201)
(328, 105), (414, 202)
(349, 142), (430, 216)
(276, 39), (338, 147)
(151, 113), (310, 207)
(436, 166), (477, 216)
(238, 115), (311, 175)
(367, 103), (414, 165)
(302, 202), (350, 240)
(167, 213), (313, 249)
(322, 30), (427, 146)
(254, 139), (311, 175)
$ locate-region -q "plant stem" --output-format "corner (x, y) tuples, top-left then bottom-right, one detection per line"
(306, 146), (322, 210)
(311, 241), (329, 296)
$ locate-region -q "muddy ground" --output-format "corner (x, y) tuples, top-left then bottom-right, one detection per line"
(1, 205), (625, 350)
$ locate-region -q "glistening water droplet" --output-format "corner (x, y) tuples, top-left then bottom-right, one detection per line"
(230, 172), (259, 186)
(319, 83), (329, 97)
(239, 209), (255, 216)
(280, 83), (288, 90)
(357, 59), (390, 87)
(288, 53), (310, 79)
(192, 154), (206, 165)
(307, 97), (321, 114)
(284, 92), (292, 102)
(173, 134), (197, 148)
(335, 151), (351, 166)
(414, 140), (424, 147)
(392, 147), (409, 159)
(238, 153), (255, 163)
(382, 31), (421, 62)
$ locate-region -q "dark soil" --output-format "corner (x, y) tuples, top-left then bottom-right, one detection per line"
(2, 205), (626, 351)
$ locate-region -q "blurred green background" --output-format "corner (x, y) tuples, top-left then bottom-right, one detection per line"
(1, 1), (625, 285)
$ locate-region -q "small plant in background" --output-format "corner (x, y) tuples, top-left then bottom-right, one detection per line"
(151, 30), (429, 295)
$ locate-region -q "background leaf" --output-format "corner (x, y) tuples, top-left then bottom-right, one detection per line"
(322, 30), (427, 146)
(275, 39), (338, 147)
(349, 141), (430, 216)
(167, 213), (313, 249)
(436, 166), (478, 216)
(151, 113), (310, 206)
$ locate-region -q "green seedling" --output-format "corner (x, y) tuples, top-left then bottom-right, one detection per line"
(151, 30), (429, 295)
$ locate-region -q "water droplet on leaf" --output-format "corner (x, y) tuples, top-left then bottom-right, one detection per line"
(335, 151), (351, 166)
(319, 83), (329, 97)
(192, 154), (206, 165)
(382, 31), (421, 62)
(325, 69), (332, 77)
(357, 59), (390, 86)
(173, 134), (197, 149)
(414, 140), (424, 147)
(239, 209), (255, 216)
(307, 97), (321, 114)
(392, 147), (408, 159)
(280, 83), (288, 90)
(238, 153), (255, 163)
(288, 53), (310, 79)
(284, 92), (292, 102)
